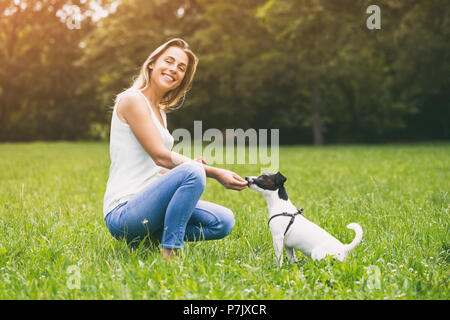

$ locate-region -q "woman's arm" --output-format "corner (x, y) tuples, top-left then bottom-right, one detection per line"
(118, 92), (191, 168)
(118, 92), (247, 190)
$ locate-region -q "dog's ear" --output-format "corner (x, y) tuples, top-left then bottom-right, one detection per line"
(274, 172), (286, 186)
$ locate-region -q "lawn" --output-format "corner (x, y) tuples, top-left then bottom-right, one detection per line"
(0, 142), (448, 299)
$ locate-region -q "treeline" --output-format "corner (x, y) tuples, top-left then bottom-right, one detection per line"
(0, 0), (449, 144)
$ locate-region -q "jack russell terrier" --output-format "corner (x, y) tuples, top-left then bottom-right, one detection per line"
(245, 172), (363, 266)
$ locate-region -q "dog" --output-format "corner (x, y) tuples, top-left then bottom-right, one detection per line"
(245, 172), (363, 266)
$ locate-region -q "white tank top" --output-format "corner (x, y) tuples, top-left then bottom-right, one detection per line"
(103, 89), (175, 217)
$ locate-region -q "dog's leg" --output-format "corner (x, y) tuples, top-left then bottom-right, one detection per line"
(286, 247), (297, 265)
(285, 247), (297, 265)
(272, 235), (284, 267)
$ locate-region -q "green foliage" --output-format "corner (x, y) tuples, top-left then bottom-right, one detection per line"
(0, 0), (449, 142)
(0, 142), (448, 299)
(0, 0), (104, 141)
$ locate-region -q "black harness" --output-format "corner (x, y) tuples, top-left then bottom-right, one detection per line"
(267, 208), (304, 236)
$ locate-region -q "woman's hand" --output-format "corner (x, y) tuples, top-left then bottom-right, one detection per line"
(214, 168), (248, 191)
(193, 157), (247, 191)
(194, 157), (207, 164)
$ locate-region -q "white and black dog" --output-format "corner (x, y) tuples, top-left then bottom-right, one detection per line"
(245, 172), (363, 266)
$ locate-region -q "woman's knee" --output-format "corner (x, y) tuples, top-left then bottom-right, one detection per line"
(179, 160), (206, 189)
(218, 207), (235, 237)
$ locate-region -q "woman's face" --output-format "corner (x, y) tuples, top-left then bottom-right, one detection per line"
(150, 46), (189, 92)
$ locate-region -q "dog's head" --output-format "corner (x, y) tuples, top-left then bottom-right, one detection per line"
(245, 172), (288, 200)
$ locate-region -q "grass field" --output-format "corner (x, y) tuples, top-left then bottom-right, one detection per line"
(0, 142), (448, 299)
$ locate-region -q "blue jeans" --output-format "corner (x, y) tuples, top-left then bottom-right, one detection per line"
(104, 161), (235, 249)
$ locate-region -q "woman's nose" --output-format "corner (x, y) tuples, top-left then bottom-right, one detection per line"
(168, 65), (178, 73)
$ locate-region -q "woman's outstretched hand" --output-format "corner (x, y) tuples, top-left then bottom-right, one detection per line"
(193, 157), (247, 191)
(214, 168), (248, 191)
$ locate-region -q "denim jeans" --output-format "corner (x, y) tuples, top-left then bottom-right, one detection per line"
(104, 161), (235, 249)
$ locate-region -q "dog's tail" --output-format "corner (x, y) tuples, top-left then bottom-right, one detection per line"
(344, 223), (363, 253)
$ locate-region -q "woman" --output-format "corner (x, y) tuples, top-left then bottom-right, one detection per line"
(103, 38), (248, 259)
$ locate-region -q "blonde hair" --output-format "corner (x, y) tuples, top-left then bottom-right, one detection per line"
(116, 38), (198, 112)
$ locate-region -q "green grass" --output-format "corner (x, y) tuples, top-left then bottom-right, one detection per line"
(0, 142), (448, 299)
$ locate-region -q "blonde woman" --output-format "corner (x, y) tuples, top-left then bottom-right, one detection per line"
(103, 38), (247, 259)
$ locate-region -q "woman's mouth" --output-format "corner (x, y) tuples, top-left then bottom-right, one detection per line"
(161, 73), (176, 83)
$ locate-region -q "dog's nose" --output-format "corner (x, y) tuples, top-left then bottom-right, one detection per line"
(245, 176), (249, 181)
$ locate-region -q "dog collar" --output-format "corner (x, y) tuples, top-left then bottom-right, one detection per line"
(267, 208), (304, 236)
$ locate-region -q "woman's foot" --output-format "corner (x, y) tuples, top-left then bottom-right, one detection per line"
(161, 248), (180, 260)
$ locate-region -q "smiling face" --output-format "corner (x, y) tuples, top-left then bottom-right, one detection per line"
(149, 46), (188, 92)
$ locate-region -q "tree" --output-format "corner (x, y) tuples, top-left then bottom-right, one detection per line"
(256, 0), (371, 144)
(0, 0), (110, 140)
